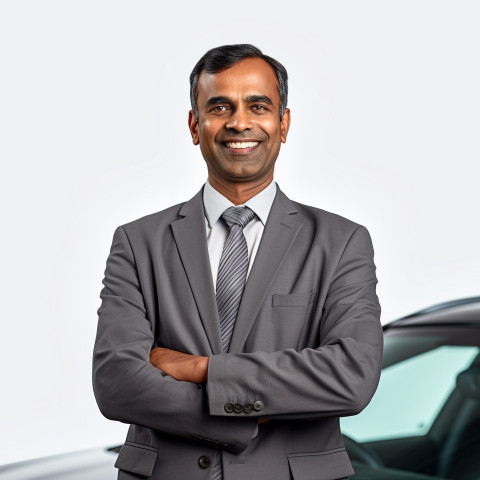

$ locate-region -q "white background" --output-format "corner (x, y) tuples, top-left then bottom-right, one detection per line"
(1, 0), (479, 465)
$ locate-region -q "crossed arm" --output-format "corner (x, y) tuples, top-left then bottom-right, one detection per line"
(149, 347), (209, 383)
(149, 348), (270, 424)
(93, 224), (382, 453)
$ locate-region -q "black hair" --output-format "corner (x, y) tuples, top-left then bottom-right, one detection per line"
(189, 44), (288, 120)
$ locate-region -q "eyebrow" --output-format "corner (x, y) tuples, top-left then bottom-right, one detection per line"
(245, 95), (273, 106)
(204, 95), (274, 108)
(205, 96), (232, 108)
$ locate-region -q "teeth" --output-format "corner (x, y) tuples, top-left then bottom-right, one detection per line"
(225, 141), (259, 149)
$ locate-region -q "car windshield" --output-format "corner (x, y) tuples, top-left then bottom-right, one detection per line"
(341, 325), (480, 479)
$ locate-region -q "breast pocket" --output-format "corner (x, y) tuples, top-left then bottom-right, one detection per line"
(269, 290), (319, 349)
(272, 290), (319, 308)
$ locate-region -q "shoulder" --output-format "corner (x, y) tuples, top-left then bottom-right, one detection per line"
(117, 188), (203, 238)
(299, 200), (373, 247)
(120, 201), (186, 233)
(106, 202), (186, 253)
(276, 188), (365, 240)
(295, 200), (359, 229)
(282, 197), (376, 273)
(298, 200), (371, 247)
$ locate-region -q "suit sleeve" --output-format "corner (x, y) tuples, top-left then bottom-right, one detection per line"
(206, 225), (383, 419)
(92, 226), (257, 453)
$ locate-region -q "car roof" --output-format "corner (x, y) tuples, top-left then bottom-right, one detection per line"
(386, 297), (480, 329)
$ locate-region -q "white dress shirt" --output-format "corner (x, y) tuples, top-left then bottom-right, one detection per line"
(203, 180), (277, 291)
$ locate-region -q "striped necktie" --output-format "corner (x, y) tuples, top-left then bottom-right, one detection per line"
(211, 205), (255, 480)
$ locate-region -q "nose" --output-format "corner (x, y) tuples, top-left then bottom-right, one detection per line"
(225, 108), (253, 132)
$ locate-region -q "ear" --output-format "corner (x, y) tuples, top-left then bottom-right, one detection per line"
(188, 110), (200, 145)
(280, 108), (291, 143)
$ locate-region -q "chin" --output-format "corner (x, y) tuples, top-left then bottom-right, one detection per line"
(225, 170), (265, 182)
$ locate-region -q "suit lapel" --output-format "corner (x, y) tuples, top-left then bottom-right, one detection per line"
(229, 188), (303, 353)
(170, 189), (222, 355)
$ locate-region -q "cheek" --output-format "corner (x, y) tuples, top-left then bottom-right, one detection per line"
(261, 119), (282, 139)
(201, 118), (213, 129)
(200, 120), (222, 146)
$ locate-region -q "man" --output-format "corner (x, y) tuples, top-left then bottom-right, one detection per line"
(93, 44), (383, 480)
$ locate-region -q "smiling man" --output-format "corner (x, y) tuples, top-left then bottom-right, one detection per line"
(93, 44), (383, 480)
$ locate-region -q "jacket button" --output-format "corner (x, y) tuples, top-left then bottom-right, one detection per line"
(243, 403), (253, 413)
(234, 403), (244, 413)
(224, 402), (234, 413)
(198, 456), (211, 468)
(253, 400), (264, 412)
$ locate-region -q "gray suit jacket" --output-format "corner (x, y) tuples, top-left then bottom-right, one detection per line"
(93, 186), (383, 480)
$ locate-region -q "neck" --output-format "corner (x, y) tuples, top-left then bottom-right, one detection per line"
(208, 175), (273, 205)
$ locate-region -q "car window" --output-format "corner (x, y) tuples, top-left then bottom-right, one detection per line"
(341, 344), (479, 442)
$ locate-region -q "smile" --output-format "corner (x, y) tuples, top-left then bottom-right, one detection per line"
(224, 141), (259, 149)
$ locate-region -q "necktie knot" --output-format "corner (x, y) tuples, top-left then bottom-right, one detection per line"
(221, 206), (256, 229)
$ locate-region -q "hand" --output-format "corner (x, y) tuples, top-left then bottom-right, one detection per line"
(150, 347), (209, 383)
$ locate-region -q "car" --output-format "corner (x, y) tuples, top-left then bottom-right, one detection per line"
(2, 297), (480, 479)
(342, 296), (480, 479)
(0, 446), (119, 480)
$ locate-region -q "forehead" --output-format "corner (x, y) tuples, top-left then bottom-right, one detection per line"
(196, 57), (280, 105)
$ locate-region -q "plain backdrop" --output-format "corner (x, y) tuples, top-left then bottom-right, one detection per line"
(1, 0), (479, 466)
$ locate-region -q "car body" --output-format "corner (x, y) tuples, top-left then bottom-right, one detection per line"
(342, 296), (480, 479)
(2, 297), (480, 479)
(0, 446), (119, 480)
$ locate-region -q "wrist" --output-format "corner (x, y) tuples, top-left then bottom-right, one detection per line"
(196, 356), (209, 383)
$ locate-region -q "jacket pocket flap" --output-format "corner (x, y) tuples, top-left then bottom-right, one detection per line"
(115, 442), (158, 477)
(272, 290), (318, 307)
(288, 448), (354, 480)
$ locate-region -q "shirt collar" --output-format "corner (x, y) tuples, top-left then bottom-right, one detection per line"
(203, 179), (277, 228)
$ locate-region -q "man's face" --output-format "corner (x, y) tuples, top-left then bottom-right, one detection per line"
(188, 57), (290, 186)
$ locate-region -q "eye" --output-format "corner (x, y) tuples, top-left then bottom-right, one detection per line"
(210, 105), (229, 113)
(252, 104), (268, 112)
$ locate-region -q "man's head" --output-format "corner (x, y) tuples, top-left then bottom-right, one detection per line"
(188, 44), (291, 196)
(189, 44), (288, 121)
